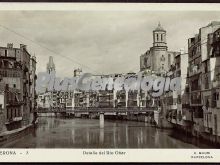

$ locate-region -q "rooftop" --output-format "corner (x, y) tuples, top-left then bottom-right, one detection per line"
(154, 22), (166, 32)
(207, 21), (220, 27)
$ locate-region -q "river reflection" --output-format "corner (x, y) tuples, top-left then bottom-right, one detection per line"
(0, 117), (212, 148)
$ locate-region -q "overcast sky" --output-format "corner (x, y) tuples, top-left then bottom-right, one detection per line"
(0, 11), (220, 77)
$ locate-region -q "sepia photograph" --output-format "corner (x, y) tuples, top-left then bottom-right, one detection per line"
(0, 3), (220, 162)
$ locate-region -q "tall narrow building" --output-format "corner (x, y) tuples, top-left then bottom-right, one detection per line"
(46, 56), (55, 74)
(140, 23), (179, 73)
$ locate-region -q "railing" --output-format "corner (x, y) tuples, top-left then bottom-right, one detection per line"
(5, 116), (22, 124)
(6, 100), (23, 106)
(36, 107), (158, 113)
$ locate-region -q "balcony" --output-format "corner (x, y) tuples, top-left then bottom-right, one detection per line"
(0, 68), (22, 78)
(188, 47), (201, 61)
(182, 110), (193, 122)
(5, 116), (22, 124)
(190, 91), (202, 106)
(193, 108), (203, 119)
(204, 83), (209, 90)
(171, 118), (177, 124)
(211, 33), (220, 57)
(182, 104), (190, 109)
(213, 80), (220, 88)
(191, 99), (202, 105)
(194, 118), (205, 132)
(6, 100), (23, 106)
(168, 104), (177, 110)
(188, 65), (202, 77)
(23, 79), (28, 84)
(212, 99), (220, 108)
(29, 80), (33, 85)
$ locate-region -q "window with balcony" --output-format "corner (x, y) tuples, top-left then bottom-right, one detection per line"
(191, 92), (201, 104)
(7, 108), (10, 119)
(194, 106), (203, 118)
(177, 95), (181, 104)
(204, 97), (210, 109)
(214, 46), (220, 57)
(191, 79), (201, 91)
(0, 104), (2, 113)
(191, 49), (195, 57)
(166, 96), (173, 105)
(176, 70), (181, 77)
(212, 92), (219, 108)
(173, 98), (177, 105)
(204, 60), (208, 73)
(176, 62), (180, 69)
(204, 75), (209, 89)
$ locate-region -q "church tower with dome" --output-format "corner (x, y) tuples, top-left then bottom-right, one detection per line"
(140, 23), (179, 73)
(153, 22), (167, 48)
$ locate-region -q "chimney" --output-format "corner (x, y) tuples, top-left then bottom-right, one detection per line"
(20, 44), (27, 50)
(32, 55), (36, 61)
(180, 48), (185, 55)
(7, 43), (13, 49)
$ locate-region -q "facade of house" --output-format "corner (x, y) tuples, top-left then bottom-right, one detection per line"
(188, 22), (220, 138)
(165, 22), (220, 144)
(0, 43), (37, 133)
(166, 50), (189, 127)
(0, 81), (6, 133)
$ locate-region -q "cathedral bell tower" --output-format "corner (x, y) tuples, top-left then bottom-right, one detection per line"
(47, 56), (56, 74)
(153, 22), (167, 48)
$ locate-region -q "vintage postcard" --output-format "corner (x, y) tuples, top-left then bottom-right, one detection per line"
(0, 3), (220, 162)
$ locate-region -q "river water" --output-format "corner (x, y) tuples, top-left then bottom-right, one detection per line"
(0, 117), (214, 148)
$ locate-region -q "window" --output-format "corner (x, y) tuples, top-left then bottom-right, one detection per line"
(10, 109), (13, 119)
(161, 55), (165, 61)
(173, 98), (177, 105)
(161, 34), (163, 41)
(217, 92), (219, 100)
(5, 50), (7, 57)
(144, 57), (148, 66)
(206, 99), (210, 108)
(204, 60), (208, 72)
(13, 84), (16, 88)
(11, 109), (14, 118)
(157, 34), (159, 41)
(7, 109), (9, 119)
(177, 95), (181, 104)
(168, 54), (171, 66)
